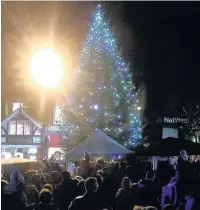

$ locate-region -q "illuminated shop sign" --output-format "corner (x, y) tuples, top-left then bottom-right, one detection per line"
(157, 117), (188, 124)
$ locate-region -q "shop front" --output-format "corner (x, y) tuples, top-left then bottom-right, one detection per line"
(1, 107), (43, 160)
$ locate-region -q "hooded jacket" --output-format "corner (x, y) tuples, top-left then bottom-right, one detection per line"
(7, 167), (24, 194)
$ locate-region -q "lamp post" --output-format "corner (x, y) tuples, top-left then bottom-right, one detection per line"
(30, 47), (65, 160)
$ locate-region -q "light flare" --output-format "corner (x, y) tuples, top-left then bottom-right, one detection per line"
(30, 48), (64, 88)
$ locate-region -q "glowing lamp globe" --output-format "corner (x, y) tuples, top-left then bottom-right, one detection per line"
(30, 48), (64, 88)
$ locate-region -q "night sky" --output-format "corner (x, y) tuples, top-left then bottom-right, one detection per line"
(2, 2), (200, 124)
(123, 2), (200, 119)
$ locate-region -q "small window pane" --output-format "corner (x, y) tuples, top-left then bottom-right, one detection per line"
(13, 103), (23, 112)
(33, 137), (41, 144)
(17, 121), (23, 135)
(54, 105), (64, 124)
(24, 121), (31, 135)
(9, 121), (16, 135)
(1, 137), (6, 143)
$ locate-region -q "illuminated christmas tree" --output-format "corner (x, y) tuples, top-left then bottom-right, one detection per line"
(64, 5), (141, 146)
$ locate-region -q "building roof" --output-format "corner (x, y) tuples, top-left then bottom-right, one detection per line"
(1, 107), (42, 130)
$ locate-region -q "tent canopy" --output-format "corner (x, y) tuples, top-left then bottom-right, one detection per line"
(67, 129), (132, 159)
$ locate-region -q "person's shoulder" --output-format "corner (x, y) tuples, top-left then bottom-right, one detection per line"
(26, 203), (36, 210)
(54, 183), (61, 190)
(36, 202), (55, 210)
(131, 183), (140, 194)
(131, 182), (139, 189)
(117, 188), (123, 193)
(74, 194), (85, 201)
(161, 183), (172, 196)
(35, 202), (43, 209)
(70, 195), (85, 208)
(76, 194), (84, 199)
(116, 188), (123, 197)
(137, 180), (146, 188)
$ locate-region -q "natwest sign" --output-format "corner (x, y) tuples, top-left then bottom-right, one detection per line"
(164, 117), (188, 124)
(157, 117), (188, 124)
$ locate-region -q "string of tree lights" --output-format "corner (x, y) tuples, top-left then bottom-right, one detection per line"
(63, 5), (141, 146)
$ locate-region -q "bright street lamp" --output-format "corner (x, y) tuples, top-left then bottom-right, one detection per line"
(30, 48), (64, 88)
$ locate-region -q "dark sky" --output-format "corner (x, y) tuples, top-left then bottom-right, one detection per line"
(2, 2), (200, 122)
(123, 2), (200, 119)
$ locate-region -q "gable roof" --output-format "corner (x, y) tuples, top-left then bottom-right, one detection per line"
(1, 107), (42, 130)
(67, 129), (132, 158)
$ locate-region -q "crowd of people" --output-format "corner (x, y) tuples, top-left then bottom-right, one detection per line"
(1, 151), (200, 210)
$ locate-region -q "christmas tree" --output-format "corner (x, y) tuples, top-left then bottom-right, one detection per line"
(64, 5), (141, 146)
(181, 101), (200, 143)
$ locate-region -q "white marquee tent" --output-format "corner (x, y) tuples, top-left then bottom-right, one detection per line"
(67, 129), (132, 159)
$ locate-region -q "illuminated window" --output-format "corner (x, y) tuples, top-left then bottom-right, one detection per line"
(24, 121), (31, 135)
(17, 121), (24, 135)
(13, 102), (23, 112)
(54, 105), (64, 124)
(8, 120), (33, 135)
(9, 121), (17, 135)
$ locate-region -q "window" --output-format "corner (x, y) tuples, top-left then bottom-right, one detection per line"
(33, 137), (41, 144)
(54, 105), (63, 124)
(9, 120), (32, 135)
(1, 137), (6, 143)
(17, 121), (23, 135)
(24, 121), (31, 135)
(9, 121), (17, 135)
(12, 102), (23, 112)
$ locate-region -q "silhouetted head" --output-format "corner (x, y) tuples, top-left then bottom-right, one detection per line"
(146, 171), (155, 180)
(121, 177), (132, 189)
(39, 189), (52, 203)
(42, 184), (53, 193)
(142, 206), (158, 210)
(162, 204), (175, 210)
(84, 177), (98, 193)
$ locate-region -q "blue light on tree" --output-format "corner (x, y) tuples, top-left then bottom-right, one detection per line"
(64, 5), (141, 146)
(94, 105), (99, 110)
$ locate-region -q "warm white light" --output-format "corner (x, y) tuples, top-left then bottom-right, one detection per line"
(30, 48), (64, 88)
(137, 106), (141, 111)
